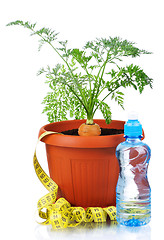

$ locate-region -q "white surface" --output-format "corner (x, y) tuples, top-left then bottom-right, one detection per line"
(35, 223), (151, 240)
(1, 0), (164, 239)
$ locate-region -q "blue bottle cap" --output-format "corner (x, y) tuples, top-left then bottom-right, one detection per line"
(124, 112), (142, 137)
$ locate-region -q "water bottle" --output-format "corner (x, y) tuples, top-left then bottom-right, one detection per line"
(116, 113), (151, 226)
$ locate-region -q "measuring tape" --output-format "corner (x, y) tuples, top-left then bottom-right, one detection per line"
(33, 131), (117, 229)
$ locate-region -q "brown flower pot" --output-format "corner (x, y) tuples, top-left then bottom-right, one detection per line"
(39, 119), (125, 208)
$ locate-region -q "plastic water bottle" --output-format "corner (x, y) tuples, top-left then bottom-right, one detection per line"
(116, 113), (151, 226)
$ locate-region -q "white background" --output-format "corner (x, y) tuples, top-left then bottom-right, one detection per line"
(1, 0), (164, 239)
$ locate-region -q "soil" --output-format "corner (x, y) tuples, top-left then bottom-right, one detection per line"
(61, 128), (124, 136)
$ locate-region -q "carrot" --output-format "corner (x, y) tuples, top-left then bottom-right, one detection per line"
(78, 122), (101, 136)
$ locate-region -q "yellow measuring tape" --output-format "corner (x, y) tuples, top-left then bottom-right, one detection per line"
(33, 131), (117, 229)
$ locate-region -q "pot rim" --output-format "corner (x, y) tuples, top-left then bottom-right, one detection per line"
(38, 119), (126, 148)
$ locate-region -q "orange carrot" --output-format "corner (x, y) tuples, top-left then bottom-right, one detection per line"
(78, 122), (101, 136)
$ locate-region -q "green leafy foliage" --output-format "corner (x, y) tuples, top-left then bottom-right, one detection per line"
(7, 20), (153, 124)
(39, 65), (87, 122)
(96, 100), (112, 124)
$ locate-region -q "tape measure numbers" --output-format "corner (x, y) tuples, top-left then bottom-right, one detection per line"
(33, 131), (117, 229)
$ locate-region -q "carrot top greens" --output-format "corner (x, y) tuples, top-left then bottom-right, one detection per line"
(7, 20), (153, 124)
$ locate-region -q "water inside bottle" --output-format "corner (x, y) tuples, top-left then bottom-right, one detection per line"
(116, 142), (151, 226)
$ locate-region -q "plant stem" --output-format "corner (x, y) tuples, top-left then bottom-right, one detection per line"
(92, 85), (120, 116)
(89, 51), (110, 115)
(85, 68), (93, 110)
(97, 75), (119, 97)
(86, 112), (94, 124)
(49, 42), (73, 75)
(64, 81), (89, 114)
(97, 53), (109, 96)
(95, 51), (110, 97)
(32, 29), (89, 112)
(86, 119), (94, 125)
(71, 56), (92, 110)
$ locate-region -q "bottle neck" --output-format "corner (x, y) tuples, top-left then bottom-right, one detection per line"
(125, 136), (142, 142)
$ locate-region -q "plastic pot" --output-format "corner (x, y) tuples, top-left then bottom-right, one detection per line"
(39, 119), (125, 208)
